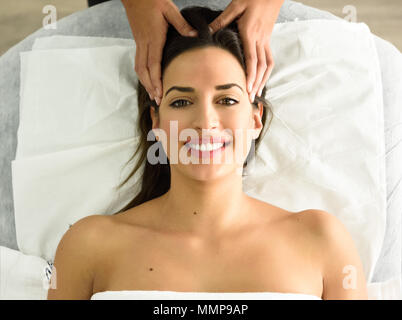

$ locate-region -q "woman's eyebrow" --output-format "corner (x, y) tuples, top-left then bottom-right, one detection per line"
(164, 83), (243, 97)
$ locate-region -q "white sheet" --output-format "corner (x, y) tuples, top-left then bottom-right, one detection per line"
(371, 34), (402, 283)
(32, 35), (135, 50)
(0, 246), (49, 299)
(11, 20), (389, 290)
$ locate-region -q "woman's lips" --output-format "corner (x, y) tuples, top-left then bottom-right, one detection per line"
(185, 137), (230, 145)
(184, 141), (231, 159)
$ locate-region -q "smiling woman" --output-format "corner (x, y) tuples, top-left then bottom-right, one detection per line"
(115, 5), (273, 211)
(47, 5), (368, 300)
(151, 46), (268, 173)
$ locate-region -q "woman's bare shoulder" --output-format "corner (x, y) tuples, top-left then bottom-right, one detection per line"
(292, 209), (333, 232)
(285, 209), (344, 250)
(68, 214), (127, 263)
(70, 214), (115, 236)
(48, 214), (115, 299)
(296, 209), (368, 299)
(293, 209), (349, 240)
(66, 214), (124, 252)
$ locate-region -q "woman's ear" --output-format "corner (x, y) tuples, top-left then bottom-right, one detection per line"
(150, 106), (160, 141)
(252, 102), (264, 140)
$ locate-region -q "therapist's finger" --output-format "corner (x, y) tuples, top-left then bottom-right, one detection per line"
(163, 1), (198, 37)
(148, 37), (165, 104)
(241, 34), (257, 102)
(257, 44), (274, 97)
(135, 41), (155, 101)
(154, 2), (198, 104)
(250, 41), (267, 102)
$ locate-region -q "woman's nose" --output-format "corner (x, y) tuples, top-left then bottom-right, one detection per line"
(192, 105), (219, 130)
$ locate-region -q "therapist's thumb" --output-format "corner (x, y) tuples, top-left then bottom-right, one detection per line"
(163, 2), (198, 37)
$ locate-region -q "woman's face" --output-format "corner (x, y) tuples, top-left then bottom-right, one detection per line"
(150, 46), (263, 181)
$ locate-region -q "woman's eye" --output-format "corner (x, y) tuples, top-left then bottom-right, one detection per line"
(221, 97), (238, 105)
(169, 99), (190, 108)
(169, 97), (238, 108)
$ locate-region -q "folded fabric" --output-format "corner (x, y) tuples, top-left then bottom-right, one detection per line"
(17, 45), (138, 158)
(367, 276), (402, 300)
(0, 245), (49, 299)
(12, 20), (386, 287)
(12, 138), (143, 261)
(32, 35), (135, 50)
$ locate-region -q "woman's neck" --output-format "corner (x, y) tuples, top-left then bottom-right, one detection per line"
(155, 168), (253, 239)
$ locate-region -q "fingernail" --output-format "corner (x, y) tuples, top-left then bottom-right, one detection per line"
(155, 87), (161, 98)
(251, 92), (255, 103)
(208, 26), (213, 33)
(155, 96), (160, 106)
(149, 92), (154, 100)
(248, 82), (252, 92)
(189, 30), (197, 37)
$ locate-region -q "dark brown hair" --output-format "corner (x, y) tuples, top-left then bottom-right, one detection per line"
(113, 5), (273, 214)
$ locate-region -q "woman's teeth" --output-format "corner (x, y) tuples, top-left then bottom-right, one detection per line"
(188, 142), (224, 151)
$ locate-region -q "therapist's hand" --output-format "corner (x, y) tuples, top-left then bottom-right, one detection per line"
(208, 0), (284, 103)
(121, 0), (198, 105)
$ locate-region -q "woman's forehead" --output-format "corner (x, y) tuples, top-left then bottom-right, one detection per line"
(163, 49), (246, 92)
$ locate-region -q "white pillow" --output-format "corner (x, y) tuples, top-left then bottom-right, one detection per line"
(14, 45), (142, 262)
(12, 20), (386, 285)
(32, 35), (135, 50)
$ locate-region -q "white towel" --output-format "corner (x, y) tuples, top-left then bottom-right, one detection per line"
(90, 290), (322, 300)
(0, 246), (49, 300)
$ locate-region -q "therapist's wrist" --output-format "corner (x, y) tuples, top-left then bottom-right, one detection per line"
(265, 0), (286, 31)
(121, 0), (135, 9)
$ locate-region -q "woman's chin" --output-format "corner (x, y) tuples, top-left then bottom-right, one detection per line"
(178, 163), (240, 182)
